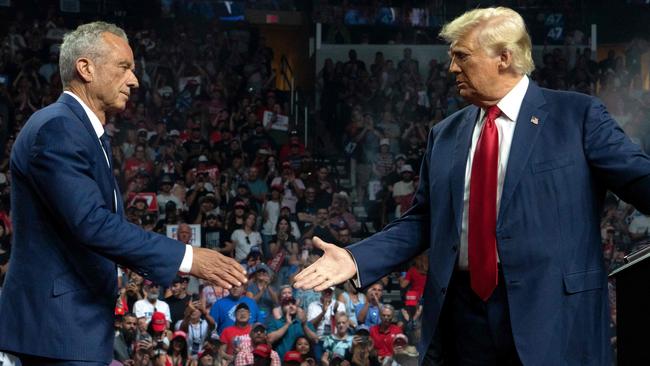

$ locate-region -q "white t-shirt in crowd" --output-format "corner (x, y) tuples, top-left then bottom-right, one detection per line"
(133, 299), (172, 324)
(307, 299), (346, 338)
(231, 229), (263, 261)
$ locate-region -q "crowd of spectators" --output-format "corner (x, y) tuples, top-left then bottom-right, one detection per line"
(0, 4), (648, 366)
(312, 0), (585, 25)
(312, 0), (446, 27)
(313, 0), (590, 45)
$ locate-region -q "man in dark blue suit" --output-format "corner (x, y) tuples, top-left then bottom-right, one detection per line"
(294, 7), (650, 366)
(0, 22), (247, 365)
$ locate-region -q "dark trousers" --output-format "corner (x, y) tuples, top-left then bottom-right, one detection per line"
(424, 269), (522, 366)
(9, 353), (108, 366)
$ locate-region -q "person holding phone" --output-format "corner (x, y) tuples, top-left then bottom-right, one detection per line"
(178, 303), (210, 358)
(134, 331), (154, 363)
(349, 325), (378, 366)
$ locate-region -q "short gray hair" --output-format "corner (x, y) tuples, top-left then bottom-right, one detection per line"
(59, 21), (128, 88)
(380, 304), (395, 314)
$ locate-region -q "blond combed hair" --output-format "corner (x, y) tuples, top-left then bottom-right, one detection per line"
(439, 7), (535, 75)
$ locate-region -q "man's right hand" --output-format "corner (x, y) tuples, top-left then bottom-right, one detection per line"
(293, 237), (357, 291)
(190, 248), (247, 289)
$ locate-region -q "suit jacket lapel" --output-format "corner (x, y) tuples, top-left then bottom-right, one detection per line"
(450, 106), (479, 238)
(498, 82), (548, 222)
(57, 94), (112, 176)
(57, 93), (98, 143)
(57, 93), (119, 213)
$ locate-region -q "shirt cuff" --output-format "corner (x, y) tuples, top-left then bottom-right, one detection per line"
(179, 245), (194, 274)
(344, 249), (362, 288)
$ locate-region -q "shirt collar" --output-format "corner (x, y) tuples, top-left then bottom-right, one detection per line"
(63, 90), (105, 139)
(494, 75), (529, 123)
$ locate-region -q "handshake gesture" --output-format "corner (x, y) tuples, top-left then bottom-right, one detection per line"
(293, 237), (357, 291)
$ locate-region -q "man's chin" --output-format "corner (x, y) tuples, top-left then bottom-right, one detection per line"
(457, 90), (477, 103)
(108, 98), (129, 112)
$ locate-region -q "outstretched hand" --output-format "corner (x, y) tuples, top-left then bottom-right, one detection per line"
(190, 247), (248, 289)
(293, 236), (357, 291)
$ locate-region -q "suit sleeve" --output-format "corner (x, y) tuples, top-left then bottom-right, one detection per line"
(28, 117), (185, 286)
(346, 128), (435, 288)
(583, 98), (650, 214)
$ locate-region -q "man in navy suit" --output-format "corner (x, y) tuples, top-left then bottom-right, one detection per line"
(295, 7), (650, 365)
(0, 22), (247, 365)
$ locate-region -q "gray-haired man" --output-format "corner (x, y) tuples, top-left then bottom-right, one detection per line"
(0, 22), (247, 365)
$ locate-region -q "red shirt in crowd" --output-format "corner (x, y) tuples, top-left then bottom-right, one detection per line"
(404, 267), (427, 300)
(220, 324), (252, 355)
(369, 324), (402, 357)
(124, 158), (153, 180)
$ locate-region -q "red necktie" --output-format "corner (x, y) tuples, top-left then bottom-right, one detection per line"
(468, 105), (501, 301)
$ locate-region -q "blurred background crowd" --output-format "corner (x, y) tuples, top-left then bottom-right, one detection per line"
(0, 0), (649, 365)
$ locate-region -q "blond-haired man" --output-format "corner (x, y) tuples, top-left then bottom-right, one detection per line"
(295, 7), (650, 365)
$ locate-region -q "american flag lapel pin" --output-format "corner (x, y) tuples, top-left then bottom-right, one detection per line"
(530, 116), (539, 125)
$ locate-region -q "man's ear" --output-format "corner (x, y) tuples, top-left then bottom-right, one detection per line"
(75, 57), (94, 83)
(498, 49), (513, 71)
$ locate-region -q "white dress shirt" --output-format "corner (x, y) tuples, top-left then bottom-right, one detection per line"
(63, 91), (193, 273)
(458, 75), (530, 270)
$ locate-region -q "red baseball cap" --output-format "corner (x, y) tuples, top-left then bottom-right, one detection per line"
(172, 330), (188, 341)
(283, 350), (303, 363)
(150, 311), (166, 332)
(253, 343), (272, 358)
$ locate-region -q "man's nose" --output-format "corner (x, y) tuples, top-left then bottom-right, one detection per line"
(128, 70), (139, 89)
(449, 57), (461, 74)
